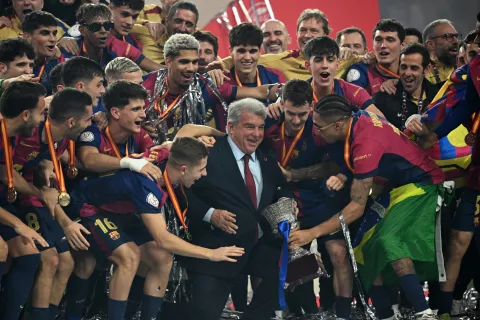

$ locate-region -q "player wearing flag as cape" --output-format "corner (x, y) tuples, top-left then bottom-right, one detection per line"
(289, 94), (448, 320)
(265, 79), (353, 319)
(407, 13), (480, 320)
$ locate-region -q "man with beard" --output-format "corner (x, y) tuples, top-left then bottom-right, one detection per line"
(194, 30), (218, 73)
(0, 82), (55, 320)
(372, 43), (439, 130)
(22, 11), (66, 95)
(62, 3), (161, 72)
(457, 31), (479, 67)
(0, 0), (69, 40)
(346, 19), (405, 96)
(142, 33), (284, 138)
(227, 23), (286, 91)
(260, 19), (291, 54)
(12, 88), (94, 320)
(132, 0), (197, 64)
(423, 19), (461, 85)
(290, 94), (447, 320)
(407, 13), (480, 320)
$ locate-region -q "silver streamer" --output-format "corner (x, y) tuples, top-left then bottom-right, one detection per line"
(143, 68), (207, 144)
(338, 213), (377, 320)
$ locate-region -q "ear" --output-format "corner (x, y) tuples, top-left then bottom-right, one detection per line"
(425, 39), (435, 51)
(75, 82), (84, 90)
(304, 60), (311, 73)
(79, 24), (86, 36)
(286, 33), (292, 46)
(400, 40), (406, 50)
(110, 107), (121, 120)
(179, 164), (187, 174)
(66, 117), (76, 129)
(0, 62), (7, 74)
(23, 31), (32, 42)
(165, 56), (172, 68)
(20, 109), (30, 122)
(56, 84), (64, 92)
(229, 46), (233, 56)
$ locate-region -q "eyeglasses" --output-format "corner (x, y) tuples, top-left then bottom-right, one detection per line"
(313, 115), (349, 132)
(430, 33), (462, 42)
(84, 21), (114, 33)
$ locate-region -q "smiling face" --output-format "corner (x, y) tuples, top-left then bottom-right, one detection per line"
(110, 5), (140, 37)
(166, 49), (198, 89)
(373, 30), (403, 66)
(0, 54), (34, 78)
(231, 45), (260, 76)
(261, 20), (290, 54)
(305, 53), (338, 88)
(25, 25), (58, 58)
(228, 111), (265, 155)
(78, 76), (106, 107)
(297, 18), (324, 52)
(399, 53), (425, 95)
(19, 96), (46, 137)
(198, 41), (215, 72)
(180, 156), (207, 187)
(65, 105), (93, 140)
(167, 8), (196, 36)
(111, 98), (146, 134)
(283, 100), (312, 133)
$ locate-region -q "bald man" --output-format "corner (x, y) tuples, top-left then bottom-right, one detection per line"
(261, 19), (291, 54)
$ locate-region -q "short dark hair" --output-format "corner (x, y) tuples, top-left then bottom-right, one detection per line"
(373, 19), (406, 43)
(193, 30), (218, 57)
(169, 136), (209, 167)
(49, 88), (93, 122)
(304, 36), (339, 61)
(0, 38), (35, 64)
(405, 27), (423, 43)
(22, 11), (58, 34)
(110, 0), (145, 11)
(50, 62), (64, 94)
(62, 57), (105, 87)
(76, 3), (112, 25)
(463, 30), (477, 46)
(0, 82), (46, 118)
(296, 9), (331, 35)
(314, 94), (356, 122)
(168, 1), (199, 25)
(400, 43), (431, 69)
(336, 27), (367, 49)
(282, 79), (313, 107)
(103, 80), (148, 112)
(229, 23), (263, 48)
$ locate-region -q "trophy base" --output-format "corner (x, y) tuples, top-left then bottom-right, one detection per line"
(285, 252), (329, 291)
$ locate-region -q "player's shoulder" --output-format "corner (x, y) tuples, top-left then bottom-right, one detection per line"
(259, 50), (297, 64)
(78, 125), (100, 143)
(345, 63), (368, 82)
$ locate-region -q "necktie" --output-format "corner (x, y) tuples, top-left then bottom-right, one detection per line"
(243, 154), (257, 208)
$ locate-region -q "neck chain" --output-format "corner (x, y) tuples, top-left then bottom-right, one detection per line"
(401, 90), (423, 129)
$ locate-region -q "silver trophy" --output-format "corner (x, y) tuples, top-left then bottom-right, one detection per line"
(260, 198), (329, 291)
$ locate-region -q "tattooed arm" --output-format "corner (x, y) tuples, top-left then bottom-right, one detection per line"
(281, 160), (339, 182)
(289, 177), (373, 247)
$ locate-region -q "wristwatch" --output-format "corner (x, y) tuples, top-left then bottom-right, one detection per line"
(267, 83), (283, 105)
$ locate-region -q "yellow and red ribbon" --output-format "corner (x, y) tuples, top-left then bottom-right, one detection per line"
(280, 122), (304, 168)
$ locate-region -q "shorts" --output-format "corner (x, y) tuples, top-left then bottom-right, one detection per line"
(0, 203), (20, 241)
(453, 188), (480, 233)
(19, 205), (69, 253)
(81, 212), (153, 260)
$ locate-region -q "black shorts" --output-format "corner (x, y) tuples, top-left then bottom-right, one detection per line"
(0, 203), (20, 242)
(452, 188), (479, 233)
(19, 205), (69, 253)
(81, 212), (153, 260)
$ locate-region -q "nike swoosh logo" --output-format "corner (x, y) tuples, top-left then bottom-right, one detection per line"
(20, 141), (35, 147)
(372, 84), (380, 88)
(103, 148), (112, 152)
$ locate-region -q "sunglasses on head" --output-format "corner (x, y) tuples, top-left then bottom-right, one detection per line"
(84, 21), (114, 32)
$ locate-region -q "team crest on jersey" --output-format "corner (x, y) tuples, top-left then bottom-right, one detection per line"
(27, 151), (39, 160)
(80, 131), (94, 142)
(146, 192), (159, 207)
(109, 231), (120, 240)
(346, 69), (361, 82)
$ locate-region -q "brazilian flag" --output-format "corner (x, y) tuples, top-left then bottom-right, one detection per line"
(353, 183), (448, 291)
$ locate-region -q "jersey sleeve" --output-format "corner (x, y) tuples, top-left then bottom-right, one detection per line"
(112, 37), (145, 65)
(347, 83), (373, 110)
(76, 125), (101, 150)
(351, 137), (384, 179)
(137, 129), (154, 152)
(345, 64), (369, 89)
(127, 173), (165, 214)
(216, 81), (238, 102)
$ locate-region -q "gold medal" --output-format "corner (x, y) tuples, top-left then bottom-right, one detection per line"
(67, 165), (78, 179)
(465, 132), (477, 146)
(58, 192), (71, 207)
(6, 187), (17, 203)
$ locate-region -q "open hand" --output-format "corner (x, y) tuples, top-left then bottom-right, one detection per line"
(209, 245), (245, 262)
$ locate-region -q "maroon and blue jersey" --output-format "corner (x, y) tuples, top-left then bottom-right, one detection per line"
(347, 111), (445, 187)
(13, 121), (69, 206)
(70, 170), (168, 218)
(143, 72), (238, 131)
(308, 78), (373, 110)
(345, 63), (399, 96)
(62, 35), (145, 68)
(34, 55), (66, 95)
(228, 65), (286, 87)
(121, 33), (142, 50)
(265, 116), (349, 228)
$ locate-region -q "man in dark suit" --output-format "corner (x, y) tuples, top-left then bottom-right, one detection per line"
(183, 97), (294, 320)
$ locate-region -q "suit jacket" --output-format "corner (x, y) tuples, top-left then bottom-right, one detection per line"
(181, 136), (293, 278)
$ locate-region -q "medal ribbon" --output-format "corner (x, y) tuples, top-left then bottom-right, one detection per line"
(37, 57), (47, 80)
(471, 113), (480, 135)
(105, 126), (128, 158)
(154, 78), (183, 120)
(164, 165), (188, 231)
(343, 117), (355, 173)
(234, 68), (261, 87)
(280, 122), (304, 168)
(68, 140), (76, 168)
(45, 118), (67, 194)
(0, 120), (14, 192)
(311, 80), (335, 103)
(376, 64), (400, 79)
